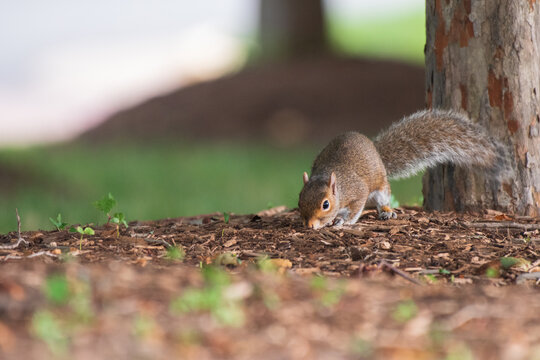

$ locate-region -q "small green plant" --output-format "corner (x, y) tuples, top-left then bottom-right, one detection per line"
(93, 193), (117, 223)
(49, 213), (68, 231)
(93, 193), (128, 237)
(165, 246), (185, 261)
(485, 267), (499, 278)
(439, 268), (451, 275)
(33, 274), (95, 355)
(70, 226), (95, 250)
(170, 265), (245, 327)
(423, 274), (438, 284)
(310, 275), (346, 307)
(110, 212), (128, 237)
(132, 314), (157, 339)
(31, 310), (69, 356)
(44, 274), (70, 305)
(257, 255), (277, 273)
(223, 212), (230, 224)
(350, 336), (373, 357)
(392, 299), (418, 323)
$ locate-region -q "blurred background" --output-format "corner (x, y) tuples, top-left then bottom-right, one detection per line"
(0, 0), (426, 232)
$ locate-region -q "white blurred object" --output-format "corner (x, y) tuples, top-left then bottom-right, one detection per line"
(0, 1), (254, 145)
(0, 0), (421, 145)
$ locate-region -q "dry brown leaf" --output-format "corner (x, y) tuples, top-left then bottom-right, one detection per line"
(268, 258), (293, 274)
(494, 214), (513, 221)
(135, 258), (148, 267)
(223, 238), (238, 248)
(269, 258), (292, 268)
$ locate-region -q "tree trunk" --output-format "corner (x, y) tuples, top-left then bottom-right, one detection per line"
(423, 0), (540, 216)
(258, 0), (328, 62)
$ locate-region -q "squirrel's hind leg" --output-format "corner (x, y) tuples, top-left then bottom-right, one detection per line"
(369, 185), (397, 220)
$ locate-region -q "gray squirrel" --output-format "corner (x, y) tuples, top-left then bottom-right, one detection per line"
(298, 109), (502, 229)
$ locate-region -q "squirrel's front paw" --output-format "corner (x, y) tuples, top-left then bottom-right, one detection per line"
(378, 211), (397, 220)
(332, 217), (345, 227)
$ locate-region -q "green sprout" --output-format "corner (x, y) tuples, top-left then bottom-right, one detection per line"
(392, 299), (418, 323)
(165, 246), (185, 261)
(44, 275), (70, 305)
(93, 193), (128, 236)
(310, 275), (346, 307)
(49, 213), (68, 231)
(110, 212), (128, 237)
(485, 267), (499, 278)
(69, 226), (94, 250)
(439, 268), (451, 275)
(170, 265), (245, 327)
(33, 274), (94, 356)
(223, 212), (230, 224)
(31, 310), (69, 356)
(93, 192), (117, 224)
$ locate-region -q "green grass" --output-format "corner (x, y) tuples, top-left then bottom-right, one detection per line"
(0, 142), (422, 233)
(327, 11), (426, 65)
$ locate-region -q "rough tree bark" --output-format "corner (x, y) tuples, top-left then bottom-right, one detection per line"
(258, 0), (328, 61)
(423, 0), (540, 216)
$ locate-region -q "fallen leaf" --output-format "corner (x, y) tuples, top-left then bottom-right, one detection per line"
(494, 214), (512, 221)
(140, 258), (151, 267)
(268, 258), (292, 270)
(223, 239), (238, 248)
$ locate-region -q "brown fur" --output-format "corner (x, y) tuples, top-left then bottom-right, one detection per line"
(299, 109), (501, 229)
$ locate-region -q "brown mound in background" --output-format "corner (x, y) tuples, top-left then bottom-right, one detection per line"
(80, 56), (424, 145)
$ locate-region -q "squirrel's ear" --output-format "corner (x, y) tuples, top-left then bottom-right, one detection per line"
(329, 172), (337, 195)
(303, 172), (309, 185)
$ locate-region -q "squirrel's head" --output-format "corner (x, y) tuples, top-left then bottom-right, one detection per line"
(298, 172), (338, 229)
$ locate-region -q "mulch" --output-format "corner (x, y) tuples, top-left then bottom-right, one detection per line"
(0, 208), (539, 359)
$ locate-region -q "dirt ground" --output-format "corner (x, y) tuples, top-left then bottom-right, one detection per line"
(1, 207), (539, 360)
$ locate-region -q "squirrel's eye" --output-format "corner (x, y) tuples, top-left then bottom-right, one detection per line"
(322, 200), (330, 210)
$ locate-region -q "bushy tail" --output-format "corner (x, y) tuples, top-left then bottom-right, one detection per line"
(374, 109), (504, 179)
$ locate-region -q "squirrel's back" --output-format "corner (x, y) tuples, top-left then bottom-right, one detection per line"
(374, 109), (501, 179)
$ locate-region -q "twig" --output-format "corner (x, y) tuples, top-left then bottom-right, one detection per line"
(379, 260), (423, 285)
(466, 222), (540, 230)
(144, 238), (172, 248)
(0, 209), (29, 250)
(27, 251), (58, 259)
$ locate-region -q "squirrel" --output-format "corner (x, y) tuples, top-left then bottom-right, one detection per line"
(298, 109), (502, 229)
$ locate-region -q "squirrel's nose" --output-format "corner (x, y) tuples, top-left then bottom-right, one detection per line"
(307, 220), (320, 229)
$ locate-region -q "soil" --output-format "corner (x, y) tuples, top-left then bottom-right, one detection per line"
(80, 56), (425, 145)
(0, 207), (539, 359)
